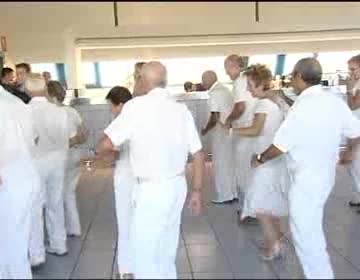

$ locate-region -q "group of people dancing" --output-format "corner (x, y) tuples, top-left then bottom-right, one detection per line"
(2, 52), (360, 280)
(202, 54), (360, 279)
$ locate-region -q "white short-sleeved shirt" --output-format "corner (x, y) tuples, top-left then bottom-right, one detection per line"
(104, 87), (202, 179)
(0, 93), (35, 168)
(232, 72), (258, 128)
(253, 99), (284, 154)
(273, 85), (360, 170)
(28, 97), (75, 159)
(0, 85), (24, 105)
(63, 106), (83, 139)
(208, 82), (234, 125)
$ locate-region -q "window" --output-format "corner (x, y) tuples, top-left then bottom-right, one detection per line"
(98, 60), (135, 89)
(96, 56), (231, 94)
(283, 53), (314, 75)
(81, 62), (97, 86)
(161, 56), (230, 87)
(31, 63), (58, 80)
(317, 50), (360, 76)
(248, 54), (277, 74)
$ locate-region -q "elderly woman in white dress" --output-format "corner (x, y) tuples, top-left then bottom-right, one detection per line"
(105, 86), (136, 279)
(230, 64), (290, 260)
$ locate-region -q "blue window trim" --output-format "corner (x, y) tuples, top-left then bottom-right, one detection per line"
(275, 54), (286, 76)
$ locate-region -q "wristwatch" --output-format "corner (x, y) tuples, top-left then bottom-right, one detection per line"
(256, 154), (265, 164)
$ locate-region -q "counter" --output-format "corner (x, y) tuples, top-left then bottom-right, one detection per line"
(69, 91), (212, 159)
(68, 85), (347, 159)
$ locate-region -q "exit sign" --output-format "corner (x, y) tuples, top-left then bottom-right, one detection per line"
(1, 36), (7, 52)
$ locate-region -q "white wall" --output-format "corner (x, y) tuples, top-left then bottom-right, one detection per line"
(0, 2), (360, 63)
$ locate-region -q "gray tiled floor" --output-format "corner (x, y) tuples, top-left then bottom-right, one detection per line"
(33, 163), (360, 279)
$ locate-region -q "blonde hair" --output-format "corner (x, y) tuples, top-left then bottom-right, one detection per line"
(244, 64), (273, 90)
(25, 73), (47, 94)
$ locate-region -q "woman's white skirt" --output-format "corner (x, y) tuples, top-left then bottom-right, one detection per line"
(241, 156), (290, 219)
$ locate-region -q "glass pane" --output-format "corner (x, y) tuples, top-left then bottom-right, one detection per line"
(30, 63), (58, 80)
(81, 62), (96, 85)
(248, 54), (277, 74)
(283, 53), (314, 75)
(98, 60), (135, 89)
(317, 50), (360, 75)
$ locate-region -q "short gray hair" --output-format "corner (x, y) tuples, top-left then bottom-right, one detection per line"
(348, 54), (360, 66)
(293, 58), (322, 86)
(225, 54), (249, 68)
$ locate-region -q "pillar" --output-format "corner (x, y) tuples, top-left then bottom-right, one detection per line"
(64, 29), (83, 96)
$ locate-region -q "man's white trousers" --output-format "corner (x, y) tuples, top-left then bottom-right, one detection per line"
(129, 175), (187, 279)
(212, 125), (237, 202)
(288, 166), (334, 279)
(29, 152), (67, 263)
(0, 158), (39, 279)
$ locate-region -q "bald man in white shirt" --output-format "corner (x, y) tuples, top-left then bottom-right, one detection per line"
(201, 70), (236, 204)
(0, 87), (40, 279)
(26, 74), (77, 267)
(254, 58), (360, 279)
(96, 61), (204, 279)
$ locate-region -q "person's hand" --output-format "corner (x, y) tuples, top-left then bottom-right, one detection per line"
(339, 148), (353, 165)
(251, 154), (262, 168)
(188, 191), (202, 216)
(201, 128), (207, 136)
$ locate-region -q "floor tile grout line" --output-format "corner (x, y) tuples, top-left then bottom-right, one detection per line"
(203, 208), (239, 279)
(205, 204), (281, 279)
(247, 237), (280, 279)
(324, 219), (360, 274)
(180, 225), (194, 278)
(69, 171), (109, 279)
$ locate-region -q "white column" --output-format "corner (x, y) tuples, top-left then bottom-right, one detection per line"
(64, 29), (83, 92)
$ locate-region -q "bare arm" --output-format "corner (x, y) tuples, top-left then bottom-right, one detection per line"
(233, 113), (266, 137)
(347, 93), (360, 111)
(188, 149), (205, 215)
(225, 101), (246, 126)
(95, 134), (119, 158)
(69, 125), (89, 148)
(202, 112), (219, 135)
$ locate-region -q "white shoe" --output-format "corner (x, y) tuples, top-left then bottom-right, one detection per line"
(211, 198), (234, 204)
(46, 246), (68, 256)
(260, 242), (286, 261)
(31, 256), (45, 267)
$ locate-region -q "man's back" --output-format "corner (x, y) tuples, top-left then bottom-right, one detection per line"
(0, 97), (35, 167)
(105, 87), (202, 179)
(208, 82), (233, 124)
(28, 97), (70, 158)
(232, 72), (257, 127)
(274, 85), (360, 170)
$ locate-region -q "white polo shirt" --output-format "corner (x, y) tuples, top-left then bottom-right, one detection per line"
(208, 82), (234, 125)
(104, 87), (202, 179)
(273, 85), (360, 170)
(232, 72), (258, 128)
(28, 97), (75, 159)
(63, 106), (83, 141)
(0, 93), (35, 168)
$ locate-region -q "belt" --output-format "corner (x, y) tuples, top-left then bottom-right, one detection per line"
(135, 171), (185, 184)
